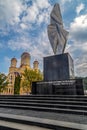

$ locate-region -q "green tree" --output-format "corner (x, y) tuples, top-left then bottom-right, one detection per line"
(22, 68), (43, 94)
(0, 73), (8, 93)
(14, 74), (21, 95)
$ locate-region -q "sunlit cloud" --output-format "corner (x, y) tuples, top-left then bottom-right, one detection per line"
(76, 3), (85, 15)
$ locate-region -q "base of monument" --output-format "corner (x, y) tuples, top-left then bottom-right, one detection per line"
(44, 53), (74, 81)
(32, 79), (84, 95)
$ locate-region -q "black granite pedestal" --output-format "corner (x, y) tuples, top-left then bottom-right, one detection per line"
(32, 79), (84, 95)
(44, 53), (74, 81)
(32, 53), (84, 95)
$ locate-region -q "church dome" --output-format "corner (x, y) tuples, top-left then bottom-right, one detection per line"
(11, 57), (17, 62)
(21, 52), (31, 67)
(11, 57), (17, 67)
(33, 60), (39, 64)
(21, 52), (30, 58)
(33, 60), (39, 70)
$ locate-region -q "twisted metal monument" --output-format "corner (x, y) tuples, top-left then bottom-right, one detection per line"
(48, 3), (69, 54)
(32, 3), (84, 96)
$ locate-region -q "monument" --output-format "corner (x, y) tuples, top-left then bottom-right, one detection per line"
(32, 3), (84, 95)
(45, 3), (74, 81)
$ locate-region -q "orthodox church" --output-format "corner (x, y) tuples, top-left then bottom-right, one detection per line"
(3, 52), (39, 95)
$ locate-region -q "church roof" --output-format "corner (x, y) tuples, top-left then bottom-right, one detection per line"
(21, 52), (30, 57)
(11, 57), (17, 62)
(33, 60), (39, 64)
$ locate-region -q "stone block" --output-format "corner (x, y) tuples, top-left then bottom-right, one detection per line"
(32, 79), (84, 95)
(44, 53), (74, 81)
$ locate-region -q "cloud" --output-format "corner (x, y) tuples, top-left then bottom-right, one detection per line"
(68, 13), (87, 76)
(76, 3), (85, 15)
(22, 2), (39, 23)
(75, 54), (87, 77)
(0, 0), (24, 25)
(35, 0), (50, 9)
(20, 23), (27, 29)
(22, 0), (52, 25)
(70, 14), (87, 43)
(8, 36), (32, 51)
(30, 29), (53, 58)
(0, 0), (52, 37)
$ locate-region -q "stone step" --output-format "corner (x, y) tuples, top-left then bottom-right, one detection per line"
(0, 113), (87, 130)
(0, 97), (87, 102)
(0, 101), (87, 111)
(0, 99), (87, 105)
(0, 95), (87, 99)
(0, 104), (87, 115)
(0, 120), (50, 130)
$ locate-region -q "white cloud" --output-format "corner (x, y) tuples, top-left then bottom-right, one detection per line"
(66, 43), (87, 77)
(29, 29), (53, 62)
(70, 14), (87, 43)
(20, 23), (28, 29)
(0, 0), (52, 35)
(35, 0), (50, 9)
(22, 0), (52, 25)
(22, 3), (39, 23)
(75, 55), (87, 77)
(29, 29), (53, 71)
(76, 3), (85, 15)
(68, 14), (87, 76)
(8, 36), (32, 51)
(0, 0), (24, 25)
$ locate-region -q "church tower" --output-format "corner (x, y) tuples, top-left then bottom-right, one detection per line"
(33, 60), (39, 70)
(9, 58), (17, 73)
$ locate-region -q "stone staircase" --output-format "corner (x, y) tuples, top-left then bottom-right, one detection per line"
(0, 95), (87, 129)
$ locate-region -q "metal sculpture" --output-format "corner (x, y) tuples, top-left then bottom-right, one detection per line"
(48, 3), (69, 54)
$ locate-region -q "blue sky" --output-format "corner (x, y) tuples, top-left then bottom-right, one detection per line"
(0, 0), (87, 77)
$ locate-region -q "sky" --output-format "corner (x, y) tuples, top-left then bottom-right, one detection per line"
(0, 0), (87, 77)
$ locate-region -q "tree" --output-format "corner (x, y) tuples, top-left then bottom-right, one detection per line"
(14, 74), (21, 95)
(0, 73), (8, 93)
(22, 68), (43, 94)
